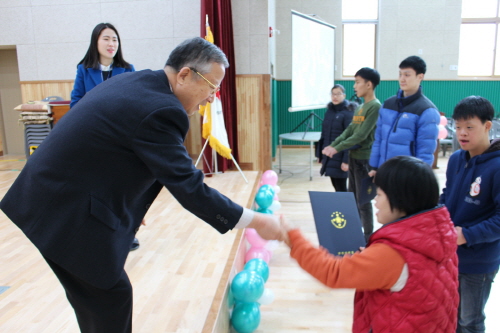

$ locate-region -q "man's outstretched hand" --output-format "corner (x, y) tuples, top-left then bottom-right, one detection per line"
(247, 213), (286, 242)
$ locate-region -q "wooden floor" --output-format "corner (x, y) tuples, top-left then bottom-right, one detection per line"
(1, 149), (500, 332)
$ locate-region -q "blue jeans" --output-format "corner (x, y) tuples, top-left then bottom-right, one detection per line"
(457, 270), (498, 333)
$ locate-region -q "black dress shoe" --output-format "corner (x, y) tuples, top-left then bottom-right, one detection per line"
(130, 237), (140, 251)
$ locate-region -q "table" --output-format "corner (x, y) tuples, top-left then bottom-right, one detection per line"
(279, 132), (321, 181)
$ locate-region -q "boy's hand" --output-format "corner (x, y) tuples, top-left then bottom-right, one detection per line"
(279, 214), (293, 248)
(341, 163), (349, 172)
(368, 170), (376, 178)
(322, 146), (338, 158)
(455, 226), (467, 245)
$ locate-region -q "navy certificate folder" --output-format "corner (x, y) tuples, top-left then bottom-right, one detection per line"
(359, 176), (376, 206)
(308, 191), (366, 256)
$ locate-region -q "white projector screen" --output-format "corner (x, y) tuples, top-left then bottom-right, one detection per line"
(289, 11), (336, 112)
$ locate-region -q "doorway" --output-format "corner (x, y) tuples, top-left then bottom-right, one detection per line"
(0, 47), (24, 156)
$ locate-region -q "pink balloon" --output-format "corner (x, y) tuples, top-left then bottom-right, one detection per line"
(439, 116), (448, 126)
(245, 228), (268, 248)
(245, 246), (271, 263)
(438, 125), (448, 139)
(261, 170), (278, 186)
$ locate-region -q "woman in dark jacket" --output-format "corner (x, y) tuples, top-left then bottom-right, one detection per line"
(318, 84), (357, 191)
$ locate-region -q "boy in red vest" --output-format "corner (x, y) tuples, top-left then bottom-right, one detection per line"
(281, 156), (458, 333)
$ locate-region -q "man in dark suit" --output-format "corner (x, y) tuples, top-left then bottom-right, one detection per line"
(0, 37), (283, 333)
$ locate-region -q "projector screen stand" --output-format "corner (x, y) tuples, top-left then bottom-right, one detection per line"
(290, 112), (324, 138)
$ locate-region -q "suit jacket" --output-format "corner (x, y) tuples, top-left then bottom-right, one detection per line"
(0, 69), (243, 289)
(70, 63), (136, 108)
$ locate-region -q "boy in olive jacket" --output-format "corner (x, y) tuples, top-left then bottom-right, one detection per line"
(322, 67), (381, 240)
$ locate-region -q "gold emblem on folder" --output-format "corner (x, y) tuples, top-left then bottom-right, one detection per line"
(330, 211), (346, 229)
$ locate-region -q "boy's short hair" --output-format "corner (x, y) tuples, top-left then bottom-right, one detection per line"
(399, 56), (426, 75)
(375, 156), (439, 216)
(354, 67), (380, 89)
(453, 96), (494, 123)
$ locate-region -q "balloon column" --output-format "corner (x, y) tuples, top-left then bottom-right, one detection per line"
(230, 259), (275, 333)
(255, 170), (281, 215)
(438, 116), (449, 139)
(229, 170), (280, 333)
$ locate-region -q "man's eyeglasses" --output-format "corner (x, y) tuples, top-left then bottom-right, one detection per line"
(190, 68), (220, 95)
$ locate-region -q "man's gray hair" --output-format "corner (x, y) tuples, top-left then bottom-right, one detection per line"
(165, 37), (229, 74)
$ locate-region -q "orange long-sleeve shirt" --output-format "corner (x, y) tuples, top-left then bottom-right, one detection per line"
(289, 229), (405, 290)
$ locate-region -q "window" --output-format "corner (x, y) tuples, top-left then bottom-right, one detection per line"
(458, 0), (500, 76)
(342, 0), (378, 76)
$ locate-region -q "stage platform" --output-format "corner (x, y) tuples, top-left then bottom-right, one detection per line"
(0, 156), (256, 332)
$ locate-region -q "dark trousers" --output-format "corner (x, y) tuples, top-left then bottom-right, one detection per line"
(330, 177), (348, 192)
(348, 155), (373, 240)
(44, 256), (133, 333)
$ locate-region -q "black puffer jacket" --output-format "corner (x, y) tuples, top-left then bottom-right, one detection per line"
(317, 100), (355, 178)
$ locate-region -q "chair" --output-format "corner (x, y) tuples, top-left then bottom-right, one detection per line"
(440, 120), (454, 156)
(490, 119), (500, 140)
(24, 124), (51, 158)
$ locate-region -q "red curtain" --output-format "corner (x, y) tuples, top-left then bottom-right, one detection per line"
(200, 0), (238, 173)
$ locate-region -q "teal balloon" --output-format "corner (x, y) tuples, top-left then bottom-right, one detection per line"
(231, 302), (261, 333)
(231, 270), (265, 303)
(259, 184), (275, 196)
(244, 258), (269, 283)
(228, 286), (235, 308)
(254, 189), (274, 209)
(256, 207), (273, 214)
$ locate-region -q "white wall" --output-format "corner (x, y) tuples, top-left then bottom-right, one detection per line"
(0, 0), (200, 81)
(232, 0), (270, 75)
(0, 0), (464, 81)
(274, 0), (463, 80)
(378, 0), (462, 80)
(268, 0), (276, 78)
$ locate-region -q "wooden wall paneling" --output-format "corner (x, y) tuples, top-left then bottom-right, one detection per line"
(236, 74), (271, 171)
(259, 76), (271, 171)
(18, 81), (206, 162)
(185, 113), (202, 159)
(20, 81), (73, 102)
(17, 78), (272, 171)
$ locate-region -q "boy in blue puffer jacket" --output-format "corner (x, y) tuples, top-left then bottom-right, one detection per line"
(368, 56), (440, 177)
(440, 96), (500, 333)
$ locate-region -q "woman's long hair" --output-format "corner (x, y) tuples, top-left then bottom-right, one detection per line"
(77, 23), (132, 70)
